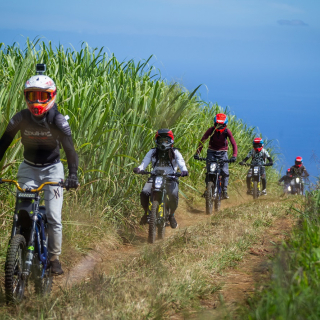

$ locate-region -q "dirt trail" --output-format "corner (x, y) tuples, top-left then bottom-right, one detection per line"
(56, 191), (251, 288)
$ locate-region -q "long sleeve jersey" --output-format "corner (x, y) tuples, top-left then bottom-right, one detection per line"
(138, 148), (188, 175)
(196, 127), (237, 157)
(243, 148), (272, 166)
(0, 105), (78, 174)
(289, 165), (309, 178)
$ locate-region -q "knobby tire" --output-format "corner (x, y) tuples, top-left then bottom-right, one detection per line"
(149, 199), (159, 244)
(253, 181), (258, 199)
(157, 209), (167, 240)
(5, 234), (26, 303)
(206, 181), (214, 215)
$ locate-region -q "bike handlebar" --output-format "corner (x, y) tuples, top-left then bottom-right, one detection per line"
(136, 171), (182, 177)
(0, 179), (65, 192)
(239, 163), (267, 167)
(195, 157), (231, 163)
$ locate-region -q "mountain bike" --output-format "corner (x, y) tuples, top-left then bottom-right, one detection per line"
(240, 163), (266, 199)
(1, 178), (64, 303)
(195, 157), (231, 215)
(138, 170), (181, 244)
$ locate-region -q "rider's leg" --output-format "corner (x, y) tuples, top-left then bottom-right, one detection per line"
(220, 152), (229, 198)
(42, 162), (64, 274)
(261, 167), (267, 194)
(246, 168), (253, 194)
(140, 180), (152, 224)
(166, 181), (179, 228)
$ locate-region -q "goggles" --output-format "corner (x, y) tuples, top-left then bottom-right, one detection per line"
(157, 136), (172, 144)
(26, 91), (53, 103)
(253, 143), (263, 148)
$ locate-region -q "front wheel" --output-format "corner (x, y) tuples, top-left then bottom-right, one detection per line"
(158, 208), (170, 240)
(206, 181), (214, 215)
(5, 234), (27, 303)
(148, 199), (159, 244)
(253, 181), (259, 199)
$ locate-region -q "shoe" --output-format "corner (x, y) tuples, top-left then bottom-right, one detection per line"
(140, 214), (149, 225)
(169, 215), (178, 229)
(51, 259), (64, 275)
(261, 189), (267, 195)
(223, 191), (229, 199)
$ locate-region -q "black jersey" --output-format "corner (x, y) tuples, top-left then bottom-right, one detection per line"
(289, 165), (309, 178)
(0, 105), (78, 174)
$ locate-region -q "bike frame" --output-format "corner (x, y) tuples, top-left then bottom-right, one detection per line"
(2, 179), (62, 279)
(144, 170), (179, 225)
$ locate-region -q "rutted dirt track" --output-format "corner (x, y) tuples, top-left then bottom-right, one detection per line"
(57, 192), (250, 288)
(55, 192), (295, 318)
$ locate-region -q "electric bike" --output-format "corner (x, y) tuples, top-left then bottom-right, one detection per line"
(241, 163), (266, 199)
(139, 170), (181, 244)
(1, 178), (64, 303)
(195, 157), (230, 215)
(290, 176), (304, 195)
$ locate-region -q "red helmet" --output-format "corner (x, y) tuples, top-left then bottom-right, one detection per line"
(253, 137), (264, 152)
(214, 113), (228, 133)
(24, 75), (57, 117)
(155, 129), (174, 151)
(295, 156), (303, 168)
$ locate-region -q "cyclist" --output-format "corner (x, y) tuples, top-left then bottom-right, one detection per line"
(239, 137), (273, 195)
(0, 66), (78, 275)
(133, 129), (188, 228)
(278, 168), (293, 188)
(194, 113), (237, 199)
(289, 157), (309, 193)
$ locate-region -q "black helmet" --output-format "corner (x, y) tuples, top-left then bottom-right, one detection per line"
(155, 129), (174, 151)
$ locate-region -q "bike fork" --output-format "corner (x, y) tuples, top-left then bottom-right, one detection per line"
(22, 215), (38, 279)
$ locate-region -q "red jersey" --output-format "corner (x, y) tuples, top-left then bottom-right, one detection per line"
(196, 127), (237, 157)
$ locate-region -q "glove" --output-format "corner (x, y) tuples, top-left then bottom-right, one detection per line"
(239, 161), (245, 166)
(133, 167), (140, 174)
(229, 156), (237, 163)
(181, 171), (189, 177)
(193, 154), (200, 160)
(65, 174), (79, 190)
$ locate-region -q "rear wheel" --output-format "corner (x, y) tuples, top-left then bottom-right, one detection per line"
(148, 200), (159, 244)
(206, 182), (214, 215)
(5, 234), (27, 303)
(253, 181), (258, 199)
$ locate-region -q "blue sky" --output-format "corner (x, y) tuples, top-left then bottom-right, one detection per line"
(1, 0), (320, 181)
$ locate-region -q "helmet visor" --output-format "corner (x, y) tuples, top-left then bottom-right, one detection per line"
(157, 136), (171, 144)
(253, 143), (263, 149)
(26, 91), (51, 103)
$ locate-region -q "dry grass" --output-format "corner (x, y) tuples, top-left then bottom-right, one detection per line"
(0, 190), (296, 319)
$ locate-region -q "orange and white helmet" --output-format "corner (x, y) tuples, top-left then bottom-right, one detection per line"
(24, 75), (57, 117)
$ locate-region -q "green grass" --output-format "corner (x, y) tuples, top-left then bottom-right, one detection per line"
(232, 191), (320, 320)
(0, 193), (291, 319)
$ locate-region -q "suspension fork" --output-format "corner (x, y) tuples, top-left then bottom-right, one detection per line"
(10, 200), (20, 239)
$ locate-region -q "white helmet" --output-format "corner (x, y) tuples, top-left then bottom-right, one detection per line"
(24, 75), (57, 116)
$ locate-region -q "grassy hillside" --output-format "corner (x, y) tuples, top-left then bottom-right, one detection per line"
(0, 40), (280, 281)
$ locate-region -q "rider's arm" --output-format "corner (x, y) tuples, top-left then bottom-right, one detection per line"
(303, 166), (310, 177)
(267, 157), (273, 166)
(174, 150), (188, 172)
(195, 127), (214, 154)
(137, 149), (154, 171)
(0, 112), (23, 162)
(55, 114), (78, 175)
(226, 129), (238, 157)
